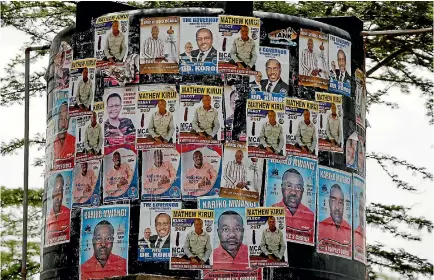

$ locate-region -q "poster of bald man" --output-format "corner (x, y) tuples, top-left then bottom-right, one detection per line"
(353, 174), (366, 263)
(138, 202), (181, 262)
(181, 144), (222, 200)
(220, 143), (260, 203)
(252, 46), (291, 96)
(218, 15), (260, 75)
(329, 35), (351, 96)
(265, 157), (317, 245)
(80, 205), (129, 280)
(246, 207), (288, 267)
(299, 29), (329, 89)
(140, 16), (180, 74)
(355, 69), (367, 128)
(72, 160), (101, 208)
(179, 85), (224, 144)
(317, 166), (352, 259)
(44, 169), (73, 248)
(136, 85), (178, 149)
(285, 98), (319, 159)
(315, 92), (344, 153)
(141, 147), (181, 200)
(69, 58), (97, 117)
(95, 12), (129, 63)
(170, 209), (214, 270)
(179, 17), (218, 75)
(103, 144), (139, 203)
(247, 91), (287, 160)
(75, 112), (104, 163)
(202, 268), (263, 280)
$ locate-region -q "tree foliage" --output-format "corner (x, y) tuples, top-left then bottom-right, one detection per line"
(0, 1), (432, 279)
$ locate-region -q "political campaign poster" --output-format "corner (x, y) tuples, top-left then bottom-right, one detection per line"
(246, 207), (288, 267)
(247, 91), (286, 160)
(52, 89), (69, 117)
(72, 160), (102, 208)
(53, 113), (76, 171)
(285, 98), (319, 159)
(138, 202), (182, 262)
(179, 85), (223, 144)
(251, 47), (291, 95)
(329, 35), (351, 96)
(265, 157), (317, 245)
(44, 169), (73, 248)
(217, 15), (260, 75)
(140, 16), (180, 74)
(141, 147), (181, 200)
(136, 85), (178, 149)
(94, 12), (129, 63)
(355, 68), (366, 128)
(353, 174), (366, 264)
(79, 205), (129, 280)
(103, 86), (137, 147)
(346, 131), (358, 170)
(317, 166), (352, 259)
(298, 29), (329, 89)
(45, 118), (56, 173)
(95, 54), (140, 88)
(170, 209), (214, 270)
(202, 269), (263, 280)
(69, 58), (97, 116)
(315, 92), (344, 153)
(247, 157), (265, 197)
(267, 26), (298, 47)
(179, 17), (219, 75)
(181, 144), (222, 200)
(357, 134), (366, 178)
(54, 43), (73, 91)
(221, 143), (260, 202)
(103, 144), (139, 203)
(75, 113), (104, 162)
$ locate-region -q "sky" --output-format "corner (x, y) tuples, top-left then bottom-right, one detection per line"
(0, 21), (433, 280)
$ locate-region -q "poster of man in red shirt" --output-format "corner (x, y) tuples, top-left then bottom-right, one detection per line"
(53, 102), (76, 166)
(80, 205), (129, 280)
(353, 174), (366, 263)
(317, 166), (352, 259)
(265, 157), (317, 245)
(45, 169), (73, 247)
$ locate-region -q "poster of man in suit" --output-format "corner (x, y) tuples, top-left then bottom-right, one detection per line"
(329, 35), (351, 96)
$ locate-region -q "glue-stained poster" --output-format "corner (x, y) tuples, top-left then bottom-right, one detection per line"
(80, 205), (129, 280)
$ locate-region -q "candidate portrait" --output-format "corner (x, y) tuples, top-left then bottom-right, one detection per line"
(181, 218), (212, 265)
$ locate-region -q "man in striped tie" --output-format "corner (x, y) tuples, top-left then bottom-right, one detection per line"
(223, 149), (248, 190)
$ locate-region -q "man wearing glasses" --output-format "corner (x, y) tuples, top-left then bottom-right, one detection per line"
(81, 220), (126, 279)
(213, 210), (249, 270)
(273, 168), (314, 233)
(104, 92), (135, 143)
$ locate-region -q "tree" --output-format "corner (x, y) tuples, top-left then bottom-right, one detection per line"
(0, 1), (432, 279)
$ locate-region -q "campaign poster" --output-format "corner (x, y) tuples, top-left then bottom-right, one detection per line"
(317, 166), (352, 259)
(138, 202), (181, 262)
(141, 147), (181, 200)
(353, 174), (366, 264)
(179, 17), (218, 75)
(95, 54), (140, 88)
(53, 110), (76, 170)
(52, 89), (69, 117)
(265, 157), (317, 245)
(285, 98), (319, 159)
(140, 16), (180, 74)
(75, 112), (104, 162)
(357, 134), (366, 178)
(69, 58), (97, 116)
(220, 143), (260, 202)
(103, 144), (139, 203)
(246, 207), (288, 267)
(179, 85), (223, 144)
(247, 91), (286, 160)
(217, 15), (260, 75)
(298, 29), (329, 89)
(315, 92), (344, 153)
(355, 69), (366, 128)
(346, 131), (358, 170)
(247, 157), (265, 196)
(72, 160), (102, 208)
(329, 35), (351, 96)
(202, 269), (263, 280)
(79, 205), (129, 280)
(94, 12), (129, 63)
(103, 86), (137, 147)
(54, 44), (73, 91)
(170, 209), (214, 270)
(45, 118), (56, 173)
(267, 26), (298, 47)
(44, 169), (73, 247)
(181, 144), (222, 200)
(251, 47), (291, 95)
(136, 85), (178, 149)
